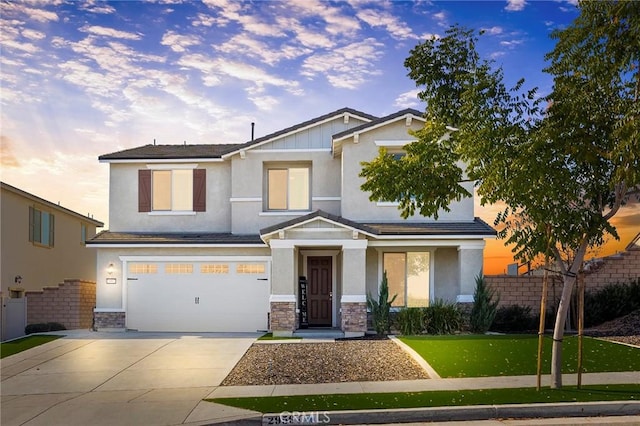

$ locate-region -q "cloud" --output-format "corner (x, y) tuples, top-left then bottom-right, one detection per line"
(161, 31), (201, 53)
(1, 3), (59, 23)
(202, 0), (285, 37)
(289, 0), (361, 37)
(394, 89), (422, 109)
(21, 28), (46, 40)
(356, 8), (419, 40)
(0, 136), (21, 167)
(215, 32), (311, 66)
(505, 0), (527, 12)
(78, 1), (117, 14)
(192, 12), (217, 27)
(481, 26), (503, 36)
(301, 38), (384, 89)
(79, 25), (142, 40)
(248, 94), (279, 111)
(500, 39), (524, 48)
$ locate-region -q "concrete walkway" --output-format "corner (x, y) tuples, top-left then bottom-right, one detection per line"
(2, 331), (639, 425)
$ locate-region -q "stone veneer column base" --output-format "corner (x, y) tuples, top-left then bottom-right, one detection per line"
(341, 302), (366, 337)
(94, 311), (126, 331)
(270, 301), (296, 337)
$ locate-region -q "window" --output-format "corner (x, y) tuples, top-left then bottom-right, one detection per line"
(29, 207), (54, 247)
(383, 252), (430, 307)
(201, 264), (229, 274)
(266, 166), (310, 211)
(165, 263), (193, 274)
(138, 168), (206, 213)
(129, 263), (158, 274)
(237, 263), (266, 274)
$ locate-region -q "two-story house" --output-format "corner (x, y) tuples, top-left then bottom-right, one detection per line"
(87, 108), (495, 337)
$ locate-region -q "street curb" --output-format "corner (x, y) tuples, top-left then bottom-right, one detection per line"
(261, 401), (640, 425)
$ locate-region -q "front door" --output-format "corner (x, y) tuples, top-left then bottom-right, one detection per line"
(307, 256), (332, 326)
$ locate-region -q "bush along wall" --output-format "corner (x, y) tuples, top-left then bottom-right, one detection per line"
(582, 278), (640, 327)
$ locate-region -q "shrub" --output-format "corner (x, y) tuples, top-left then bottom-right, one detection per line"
(423, 300), (462, 335)
(395, 307), (425, 335)
(367, 271), (397, 336)
(492, 305), (537, 332)
(469, 275), (500, 333)
(25, 322), (66, 335)
(584, 278), (640, 327)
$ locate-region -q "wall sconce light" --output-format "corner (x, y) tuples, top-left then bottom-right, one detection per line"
(15, 275), (22, 284)
(107, 263), (115, 276)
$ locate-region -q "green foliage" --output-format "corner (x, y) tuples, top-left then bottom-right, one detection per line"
(25, 322), (66, 335)
(394, 307), (425, 335)
(584, 278), (640, 327)
(400, 334), (640, 378)
(209, 384), (640, 413)
(492, 305), (538, 332)
(469, 275), (500, 333)
(367, 272), (397, 336)
(423, 300), (462, 335)
(1, 335), (63, 359)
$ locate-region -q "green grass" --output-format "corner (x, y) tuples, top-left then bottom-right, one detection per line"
(208, 384), (640, 413)
(400, 335), (640, 377)
(257, 333), (301, 341)
(0, 335), (63, 358)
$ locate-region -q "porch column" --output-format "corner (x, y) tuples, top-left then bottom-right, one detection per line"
(456, 243), (485, 303)
(341, 240), (368, 337)
(270, 240), (297, 337)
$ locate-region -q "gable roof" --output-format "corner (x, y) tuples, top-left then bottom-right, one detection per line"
(1, 181), (104, 227)
(221, 107), (377, 158)
(331, 108), (425, 156)
(98, 107), (377, 162)
(260, 210), (496, 240)
(99, 144), (241, 162)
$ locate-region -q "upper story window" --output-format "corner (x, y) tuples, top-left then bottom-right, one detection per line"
(266, 165), (310, 211)
(29, 206), (55, 247)
(138, 167), (206, 213)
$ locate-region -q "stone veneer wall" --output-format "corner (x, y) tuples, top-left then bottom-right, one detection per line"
(94, 311), (126, 329)
(485, 247), (640, 315)
(341, 302), (367, 332)
(270, 301), (296, 333)
(26, 280), (96, 329)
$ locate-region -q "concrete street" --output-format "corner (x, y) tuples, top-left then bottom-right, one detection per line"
(2, 331), (639, 425)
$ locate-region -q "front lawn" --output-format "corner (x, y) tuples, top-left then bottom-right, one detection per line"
(400, 334), (640, 377)
(208, 384), (640, 413)
(0, 335), (63, 359)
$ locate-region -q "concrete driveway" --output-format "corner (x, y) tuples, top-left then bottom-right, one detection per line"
(1, 330), (262, 426)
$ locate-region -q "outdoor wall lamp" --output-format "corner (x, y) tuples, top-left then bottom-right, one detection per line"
(107, 263), (115, 276)
(15, 275), (22, 284)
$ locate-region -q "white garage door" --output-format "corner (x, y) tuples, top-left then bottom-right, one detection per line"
(126, 260), (270, 332)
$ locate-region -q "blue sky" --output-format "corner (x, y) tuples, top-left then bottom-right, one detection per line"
(3, 0), (636, 271)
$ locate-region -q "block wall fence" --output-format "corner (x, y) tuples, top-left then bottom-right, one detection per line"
(485, 248), (640, 315)
(26, 279), (96, 329)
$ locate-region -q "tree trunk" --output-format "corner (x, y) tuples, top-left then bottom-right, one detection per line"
(550, 273), (576, 388)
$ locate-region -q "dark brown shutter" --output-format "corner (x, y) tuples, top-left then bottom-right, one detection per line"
(49, 214), (55, 247)
(193, 169), (206, 212)
(29, 206), (35, 242)
(138, 169), (152, 212)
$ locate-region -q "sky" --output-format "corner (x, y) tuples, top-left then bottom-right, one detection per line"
(1, 0), (638, 274)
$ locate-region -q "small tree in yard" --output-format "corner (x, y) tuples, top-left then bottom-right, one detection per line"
(368, 271), (397, 336)
(360, 2), (639, 388)
(469, 275), (500, 334)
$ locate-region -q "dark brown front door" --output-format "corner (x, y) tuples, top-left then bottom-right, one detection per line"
(307, 256), (332, 326)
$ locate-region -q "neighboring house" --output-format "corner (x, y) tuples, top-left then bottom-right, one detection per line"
(87, 108), (496, 337)
(1, 182), (103, 340)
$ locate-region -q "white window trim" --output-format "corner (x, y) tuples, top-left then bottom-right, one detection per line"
(148, 211), (197, 216)
(265, 164), (311, 212)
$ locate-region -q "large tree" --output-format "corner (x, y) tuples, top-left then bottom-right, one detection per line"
(360, 1), (639, 388)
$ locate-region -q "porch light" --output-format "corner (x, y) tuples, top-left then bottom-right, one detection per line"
(107, 263), (115, 276)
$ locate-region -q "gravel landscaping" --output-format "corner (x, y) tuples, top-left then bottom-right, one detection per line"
(221, 339), (430, 386)
(585, 309), (640, 347)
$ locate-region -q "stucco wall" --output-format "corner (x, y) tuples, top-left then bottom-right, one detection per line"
(230, 150), (341, 234)
(108, 161), (232, 233)
(340, 120), (475, 222)
(1, 185), (100, 295)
